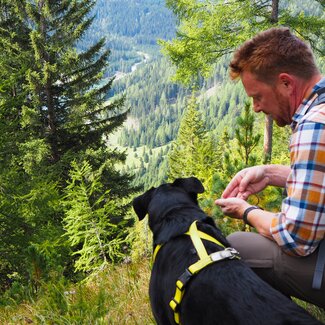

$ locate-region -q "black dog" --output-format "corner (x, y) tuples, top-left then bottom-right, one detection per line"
(133, 177), (322, 325)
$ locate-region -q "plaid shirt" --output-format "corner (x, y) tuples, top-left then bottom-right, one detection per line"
(270, 77), (325, 256)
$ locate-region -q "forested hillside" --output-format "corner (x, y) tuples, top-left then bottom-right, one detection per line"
(90, 0), (325, 190)
(82, 0), (175, 74)
(85, 0), (253, 189)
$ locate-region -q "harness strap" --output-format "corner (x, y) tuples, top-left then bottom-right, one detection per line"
(312, 239), (325, 290)
(187, 221), (214, 259)
(152, 221), (225, 263)
(152, 244), (162, 262)
(167, 221), (240, 325)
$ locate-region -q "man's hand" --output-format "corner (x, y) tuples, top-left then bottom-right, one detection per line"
(214, 197), (251, 220)
(222, 165), (270, 200)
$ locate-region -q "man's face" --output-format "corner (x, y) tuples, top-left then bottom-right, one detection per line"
(241, 71), (292, 126)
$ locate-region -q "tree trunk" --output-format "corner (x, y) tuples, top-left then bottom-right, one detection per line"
(263, 0), (279, 163)
(264, 115), (273, 163)
(270, 0), (279, 23)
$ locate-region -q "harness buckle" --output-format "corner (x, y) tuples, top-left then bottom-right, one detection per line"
(225, 247), (240, 259)
(210, 247), (241, 262)
(176, 268), (193, 290)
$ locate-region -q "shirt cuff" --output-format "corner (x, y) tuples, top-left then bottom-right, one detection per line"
(270, 213), (316, 256)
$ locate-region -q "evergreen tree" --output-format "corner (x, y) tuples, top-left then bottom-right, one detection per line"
(19, 0), (128, 169)
(63, 161), (127, 272)
(168, 93), (206, 179)
(167, 93), (218, 193)
(235, 102), (261, 166)
(211, 104), (262, 234)
(219, 102), (261, 183)
(0, 0), (43, 287)
(0, 0), (135, 285)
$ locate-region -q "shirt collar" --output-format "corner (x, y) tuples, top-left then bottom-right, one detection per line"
(291, 77), (325, 128)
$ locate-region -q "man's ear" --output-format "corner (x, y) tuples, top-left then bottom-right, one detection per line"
(132, 188), (155, 220)
(278, 73), (295, 93)
(172, 177), (205, 194)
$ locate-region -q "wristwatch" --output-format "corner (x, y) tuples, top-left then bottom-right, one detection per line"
(242, 206), (262, 227)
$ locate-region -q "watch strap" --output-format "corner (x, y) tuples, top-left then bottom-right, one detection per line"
(242, 206), (262, 227)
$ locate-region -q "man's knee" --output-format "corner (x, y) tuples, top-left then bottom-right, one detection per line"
(227, 231), (288, 293)
(227, 231), (325, 308)
(227, 231), (279, 268)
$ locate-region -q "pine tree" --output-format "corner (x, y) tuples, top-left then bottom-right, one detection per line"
(0, 0), (136, 284)
(0, 0), (41, 286)
(167, 93), (218, 193)
(211, 104), (261, 234)
(168, 93), (206, 179)
(19, 1), (127, 166)
(235, 102), (261, 166)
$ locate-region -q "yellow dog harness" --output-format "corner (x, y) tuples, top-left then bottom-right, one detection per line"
(152, 220), (240, 324)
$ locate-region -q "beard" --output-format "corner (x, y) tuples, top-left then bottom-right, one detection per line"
(273, 88), (291, 127)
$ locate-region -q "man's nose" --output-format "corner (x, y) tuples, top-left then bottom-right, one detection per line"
(253, 103), (261, 112)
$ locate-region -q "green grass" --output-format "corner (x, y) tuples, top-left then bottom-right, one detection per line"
(0, 258), (324, 324)
(294, 298), (325, 323)
(0, 260), (154, 325)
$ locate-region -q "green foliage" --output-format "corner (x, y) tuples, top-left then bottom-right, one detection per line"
(27, 237), (66, 292)
(63, 161), (128, 272)
(21, 0), (128, 163)
(235, 102), (262, 166)
(208, 102), (263, 232)
(215, 104), (261, 185)
(271, 124), (291, 165)
(167, 93), (219, 193)
(127, 218), (152, 262)
(0, 0), (136, 290)
(161, 0), (325, 84)
(0, 261), (154, 325)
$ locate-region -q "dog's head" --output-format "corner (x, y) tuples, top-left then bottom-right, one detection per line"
(133, 177), (206, 243)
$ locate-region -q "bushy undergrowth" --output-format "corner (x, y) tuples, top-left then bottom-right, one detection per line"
(0, 259), (154, 324)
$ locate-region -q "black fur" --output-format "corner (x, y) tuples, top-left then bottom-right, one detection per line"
(133, 177), (322, 325)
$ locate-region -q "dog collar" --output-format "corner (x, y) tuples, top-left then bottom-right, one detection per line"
(152, 220), (240, 325)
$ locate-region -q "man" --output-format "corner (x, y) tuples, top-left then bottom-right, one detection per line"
(215, 27), (325, 308)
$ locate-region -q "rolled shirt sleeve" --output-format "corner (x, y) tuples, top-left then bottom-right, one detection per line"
(270, 109), (325, 256)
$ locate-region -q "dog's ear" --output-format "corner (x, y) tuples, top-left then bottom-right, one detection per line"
(132, 187), (155, 220)
(172, 177), (204, 194)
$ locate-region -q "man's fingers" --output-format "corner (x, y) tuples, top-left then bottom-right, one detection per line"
(238, 173), (253, 192)
(222, 187), (239, 198)
(215, 198), (225, 206)
(222, 175), (244, 198)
